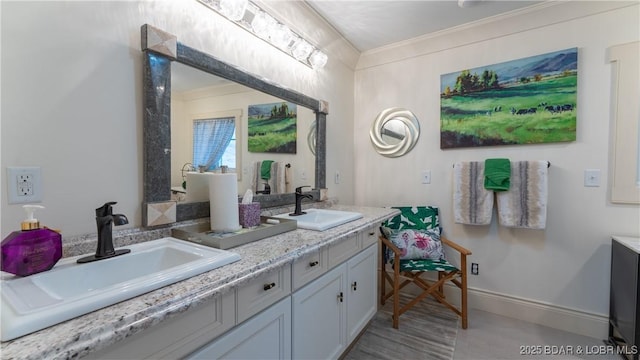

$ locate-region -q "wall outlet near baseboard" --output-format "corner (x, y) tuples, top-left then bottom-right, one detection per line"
(471, 262), (479, 275)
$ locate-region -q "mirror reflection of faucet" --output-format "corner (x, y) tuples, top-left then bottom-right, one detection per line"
(256, 183), (271, 195)
(290, 186), (313, 216)
(180, 163), (196, 189)
(77, 202), (130, 264)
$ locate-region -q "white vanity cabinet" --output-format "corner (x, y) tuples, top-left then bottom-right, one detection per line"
(86, 291), (236, 359)
(292, 244), (377, 359)
(292, 247), (328, 291)
(346, 243), (378, 343)
(188, 297), (292, 360)
(237, 266), (291, 323)
(86, 226), (381, 360)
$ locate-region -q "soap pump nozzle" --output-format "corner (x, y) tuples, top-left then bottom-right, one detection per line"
(22, 205), (45, 231)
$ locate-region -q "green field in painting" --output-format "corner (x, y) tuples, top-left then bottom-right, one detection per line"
(440, 75), (577, 148)
(247, 116), (297, 153)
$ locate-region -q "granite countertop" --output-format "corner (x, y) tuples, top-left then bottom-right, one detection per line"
(1, 205), (398, 360)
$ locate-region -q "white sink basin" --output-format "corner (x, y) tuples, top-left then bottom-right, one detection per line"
(0, 237), (240, 341)
(273, 209), (363, 231)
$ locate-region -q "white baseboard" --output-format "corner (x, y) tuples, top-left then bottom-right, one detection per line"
(401, 281), (609, 339)
(464, 287), (609, 340)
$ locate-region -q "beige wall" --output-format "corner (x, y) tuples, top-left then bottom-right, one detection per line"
(353, 1), (639, 326)
(1, 0), (356, 237)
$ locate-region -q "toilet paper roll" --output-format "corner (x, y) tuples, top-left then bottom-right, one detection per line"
(185, 172), (210, 203)
(209, 173), (241, 232)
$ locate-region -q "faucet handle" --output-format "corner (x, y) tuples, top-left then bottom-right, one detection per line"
(96, 202), (117, 217)
(295, 186), (311, 194)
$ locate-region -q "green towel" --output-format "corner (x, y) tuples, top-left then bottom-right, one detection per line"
(260, 160), (274, 180)
(484, 158), (511, 191)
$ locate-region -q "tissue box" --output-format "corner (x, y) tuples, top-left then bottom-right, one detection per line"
(238, 202), (261, 228)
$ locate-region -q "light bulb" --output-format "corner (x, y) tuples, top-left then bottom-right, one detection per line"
(291, 39), (313, 61)
(251, 10), (276, 39)
(270, 23), (293, 49)
(309, 50), (328, 69)
(219, 0), (247, 21)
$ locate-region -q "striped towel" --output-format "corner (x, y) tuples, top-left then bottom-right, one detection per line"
(496, 161), (548, 229)
(251, 161), (287, 194)
(453, 162), (494, 225)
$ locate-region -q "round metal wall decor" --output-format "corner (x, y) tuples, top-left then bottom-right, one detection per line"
(307, 120), (317, 156)
(369, 108), (420, 157)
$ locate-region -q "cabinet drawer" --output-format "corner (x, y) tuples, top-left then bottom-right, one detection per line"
(237, 265), (291, 323)
(359, 225), (378, 248)
(292, 248), (328, 291)
(87, 290), (235, 359)
(328, 234), (359, 268)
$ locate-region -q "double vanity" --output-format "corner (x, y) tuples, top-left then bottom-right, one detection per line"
(1, 24), (399, 359)
(1, 205), (398, 359)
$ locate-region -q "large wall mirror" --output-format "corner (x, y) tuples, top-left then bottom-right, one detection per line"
(141, 25), (327, 224)
(170, 62), (318, 198)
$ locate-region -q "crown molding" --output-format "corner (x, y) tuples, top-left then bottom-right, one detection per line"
(357, 1), (638, 70)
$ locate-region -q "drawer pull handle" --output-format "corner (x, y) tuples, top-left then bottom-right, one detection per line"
(352, 281), (357, 291)
(309, 260), (319, 267)
(337, 292), (344, 303)
(263, 282), (276, 291)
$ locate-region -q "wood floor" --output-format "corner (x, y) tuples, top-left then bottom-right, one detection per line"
(344, 294), (459, 360)
(454, 308), (615, 360)
(345, 296), (613, 360)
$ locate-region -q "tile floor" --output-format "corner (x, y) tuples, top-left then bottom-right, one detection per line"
(453, 308), (626, 360)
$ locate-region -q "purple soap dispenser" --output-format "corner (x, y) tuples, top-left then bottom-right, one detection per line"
(1, 205), (62, 276)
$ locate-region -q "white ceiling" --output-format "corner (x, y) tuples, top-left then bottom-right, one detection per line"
(305, 0), (543, 52)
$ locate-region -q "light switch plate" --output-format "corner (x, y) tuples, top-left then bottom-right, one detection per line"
(584, 169), (601, 187)
(421, 170), (431, 184)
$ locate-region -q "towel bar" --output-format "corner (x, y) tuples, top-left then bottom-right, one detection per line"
(452, 161), (551, 168)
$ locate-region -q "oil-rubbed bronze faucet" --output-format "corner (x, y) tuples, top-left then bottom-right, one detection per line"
(256, 183), (271, 195)
(290, 186), (313, 216)
(77, 202), (130, 263)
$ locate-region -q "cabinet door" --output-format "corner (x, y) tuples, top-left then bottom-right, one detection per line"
(347, 244), (377, 343)
(188, 297), (291, 360)
(292, 264), (346, 360)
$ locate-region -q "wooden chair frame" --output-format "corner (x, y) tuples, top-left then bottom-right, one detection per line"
(380, 235), (472, 329)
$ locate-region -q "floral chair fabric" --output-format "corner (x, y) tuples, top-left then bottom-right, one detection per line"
(379, 206), (471, 329)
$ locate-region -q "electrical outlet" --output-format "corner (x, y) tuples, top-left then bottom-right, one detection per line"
(471, 262), (479, 275)
(17, 174), (34, 196)
(7, 167), (42, 204)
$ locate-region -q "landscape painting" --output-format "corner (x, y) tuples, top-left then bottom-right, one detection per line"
(440, 48), (577, 149)
(248, 102), (297, 153)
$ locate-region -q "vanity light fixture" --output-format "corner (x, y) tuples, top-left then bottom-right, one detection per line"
(196, 0), (328, 69)
(219, 0), (248, 20)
